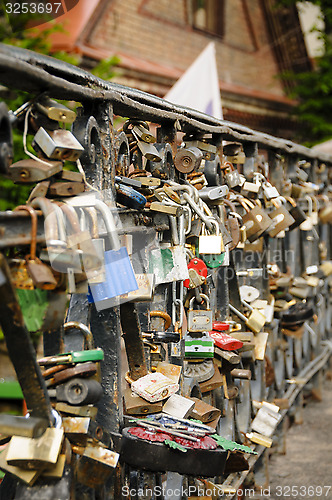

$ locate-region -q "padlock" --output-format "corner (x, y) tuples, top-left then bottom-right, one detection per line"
(187, 171), (208, 190)
(208, 330), (243, 351)
(229, 301), (265, 334)
(318, 195), (332, 223)
(9, 258), (34, 290)
(183, 135), (217, 160)
(198, 185), (229, 204)
(239, 285), (260, 303)
(155, 361), (182, 384)
(48, 180), (85, 197)
(135, 139), (162, 162)
(224, 161), (242, 188)
(288, 182), (301, 199)
(131, 123), (156, 143)
(268, 198), (295, 237)
(76, 445), (119, 488)
(149, 201), (183, 216)
(285, 196), (307, 230)
(61, 203), (102, 285)
(0, 446), (41, 485)
(54, 167), (83, 185)
(130, 372), (179, 403)
(300, 195), (315, 230)
(261, 177), (280, 200)
(38, 347), (104, 366)
(27, 180), (51, 202)
(184, 333), (214, 358)
(199, 360), (223, 393)
(0, 415), (48, 439)
(13, 205), (57, 290)
(81, 206), (106, 284)
(241, 180), (260, 198)
(45, 362), (97, 388)
(224, 199), (241, 249)
(51, 378), (104, 405)
(116, 182), (147, 209)
(289, 284), (310, 299)
(174, 146), (203, 173)
(123, 388), (163, 415)
(189, 397), (221, 423)
(35, 96), (77, 123)
(55, 402), (98, 418)
(61, 417), (109, 447)
(184, 257), (208, 288)
(84, 198), (138, 309)
(198, 219), (224, 254)
(31, 197), (83, 274)
(163, 393), (195, 419)
(187, 293), (213, 332)
(239, 198), (272, 242)
(9, 158), (63, 183)
(6, 427), (64, 470)
(32, 127), (84, 161)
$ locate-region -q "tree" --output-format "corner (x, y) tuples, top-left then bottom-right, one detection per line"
(278, 0), (332, 146)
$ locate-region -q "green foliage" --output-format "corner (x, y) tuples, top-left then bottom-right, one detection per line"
(91, 56), (121, 81)
(212, 434), (257, 454)
(164, 439), (188, 453)
(277, 0), (332, 146)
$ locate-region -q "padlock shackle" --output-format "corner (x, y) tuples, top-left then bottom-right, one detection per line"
(13, 205), (38, 260)
(30, 197), (58, 242)
(84, 207), (99, 239)
(304, 194), (313, 215)
(189, 293), (210, 310)
(169, 214), (180, 246)
(284, 196), (296, 208)
(222, 160), (234, 172)
(95, 199), (121, 251)
(64, 321), (94, 350)
(59, 203), (81, 235)
(229, 303), (247, 322)
(149, 310), (172, 331)
(237, 197), (255, 212)
(182, 192), (213, 231)
(167, 180), (199, 203)
(240, 298), (253, 312)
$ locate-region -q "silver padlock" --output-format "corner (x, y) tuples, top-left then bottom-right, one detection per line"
(33, 127), (84, 161)
(198, 220), (224, 255)
(224, 162), (242, 188)
(262, 181), (279, 200)
(187, 293), (213, 332)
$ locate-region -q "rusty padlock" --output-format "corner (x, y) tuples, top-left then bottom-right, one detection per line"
(268, 197), (295, 237)
(14, 205), (57, 290)
(239, 198), (272, 242)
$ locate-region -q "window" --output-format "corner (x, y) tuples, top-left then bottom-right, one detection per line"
(192, 0), (224, 37)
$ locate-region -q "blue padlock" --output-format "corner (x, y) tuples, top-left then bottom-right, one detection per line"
(115, 182), (147, 210)
(87, 199), (138, 310)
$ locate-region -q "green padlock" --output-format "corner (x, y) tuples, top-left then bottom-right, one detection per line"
(38, 348), (104, 366)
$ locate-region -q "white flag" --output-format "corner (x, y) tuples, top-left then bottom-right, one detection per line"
(164, 42), (223, 119)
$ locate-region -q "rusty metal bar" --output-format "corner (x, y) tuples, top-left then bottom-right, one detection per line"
(0, 44), (331, 163)
(0, 253), (54, 425)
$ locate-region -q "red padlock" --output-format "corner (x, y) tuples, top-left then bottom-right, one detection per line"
(208, 331), (243, 351)
(212, 321), (230, 332)
(184, 257), (208, 288)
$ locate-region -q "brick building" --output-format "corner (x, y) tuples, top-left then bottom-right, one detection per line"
(50, 0), (312, 139)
